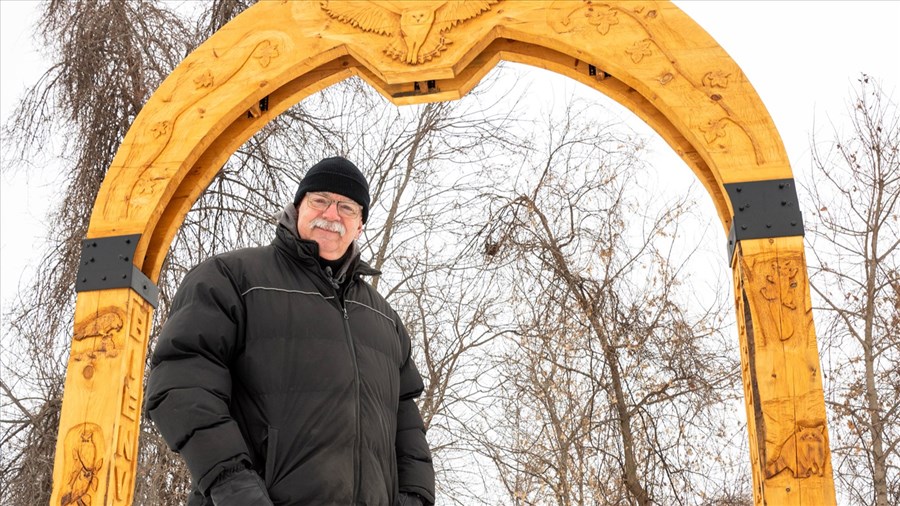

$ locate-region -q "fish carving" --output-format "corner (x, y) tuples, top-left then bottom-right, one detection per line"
(321, 1), (499, 64)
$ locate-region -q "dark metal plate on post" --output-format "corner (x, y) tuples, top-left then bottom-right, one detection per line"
(725, 178), (805, 261)
(75, 234), (159, 308)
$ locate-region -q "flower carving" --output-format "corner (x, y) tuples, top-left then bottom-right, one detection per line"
(704, 70), (730, 89)
(134, 178), (156, 196)
(254, 40), (280, 68)
(700, 118), (728, 144)
(586, 6), (618, 35)
(625, 39), (652, 63)
(150, 121), (170, 139)
(193, 70), (214, 89)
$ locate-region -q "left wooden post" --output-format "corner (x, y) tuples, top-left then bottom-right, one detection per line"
(50, 236), (157, 506)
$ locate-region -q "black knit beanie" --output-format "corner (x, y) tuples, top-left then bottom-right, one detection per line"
(293, 156), (371, 222)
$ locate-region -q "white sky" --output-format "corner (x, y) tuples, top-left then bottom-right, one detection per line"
(1, 1), (899, 313)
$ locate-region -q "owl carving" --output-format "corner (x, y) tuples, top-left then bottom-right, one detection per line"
(320, 1), (499, 64)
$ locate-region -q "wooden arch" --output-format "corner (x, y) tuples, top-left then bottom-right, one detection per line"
(50, 2), (836, 504)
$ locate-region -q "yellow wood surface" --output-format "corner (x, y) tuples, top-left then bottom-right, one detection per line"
(50, 289), (152, 506)
(52, 2), (836, 504)
(735, 236), (836, 505)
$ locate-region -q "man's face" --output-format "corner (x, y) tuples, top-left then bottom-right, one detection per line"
(296, 191), (364, 260)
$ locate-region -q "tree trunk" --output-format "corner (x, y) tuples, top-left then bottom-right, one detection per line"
(865, 220), (888, 506)
(600, 337), (651, 506)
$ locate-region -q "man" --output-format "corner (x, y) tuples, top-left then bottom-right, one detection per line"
(145, 157), (435, 506)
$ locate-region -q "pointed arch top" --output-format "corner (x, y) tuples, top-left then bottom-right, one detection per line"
(88, 0), (792, 280)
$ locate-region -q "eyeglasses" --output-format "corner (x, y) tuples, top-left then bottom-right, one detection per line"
(305, 193), (362, 218)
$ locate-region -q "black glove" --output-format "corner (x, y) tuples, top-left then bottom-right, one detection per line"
(209, 467), (274, 506)
(398, 492), (425, 506)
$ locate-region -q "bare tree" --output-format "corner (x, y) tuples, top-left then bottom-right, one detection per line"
(805, 74), (900, 506)
(0, 2), (194, 503)
(471, 97), (744, 505)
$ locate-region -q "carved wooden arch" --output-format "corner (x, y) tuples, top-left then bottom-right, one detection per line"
(50, 2), (835, 505)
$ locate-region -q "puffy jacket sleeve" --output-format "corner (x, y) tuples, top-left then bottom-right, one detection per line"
(144, 257), (251, 492)
(395, 319), (436, 505)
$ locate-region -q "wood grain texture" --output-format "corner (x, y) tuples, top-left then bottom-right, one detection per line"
(51, 289), (152, 506)
(735, 236), (836, 505)
(53, 2), (835, 504)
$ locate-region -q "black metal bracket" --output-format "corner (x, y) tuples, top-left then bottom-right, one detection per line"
(725, 178), (805, 261)
(587, 64), (609, 80)
(413, 80), (438, 93)
(246, 95), (270, 118)
(75, 234), (159, 308)
(394, 80), (440, 98)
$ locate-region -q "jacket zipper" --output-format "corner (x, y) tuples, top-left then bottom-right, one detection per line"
(336, 289), (361, 504)
(325, 264), (362, 504)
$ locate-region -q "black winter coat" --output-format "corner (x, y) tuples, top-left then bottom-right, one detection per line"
(145, 205), (435, 505)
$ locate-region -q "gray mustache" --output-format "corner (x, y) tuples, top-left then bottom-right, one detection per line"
(309, 217), (346, 236)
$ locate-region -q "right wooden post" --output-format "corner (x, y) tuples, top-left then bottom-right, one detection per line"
(734, 236), (836, 505)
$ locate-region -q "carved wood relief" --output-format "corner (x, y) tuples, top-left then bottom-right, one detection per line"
(109, 298), (150, 504)
(741, 253), (806, 348)
(703, 70), (730, 89)
(736, 238), (833, 503)
(765, 423), (827, 479)
(760, 395), (830, 479)
(72, 307), (126, 380)
(545, 1), (764, 165)
(103, 32), (290, 221)
(52, 290), (154, 506)
(320, 0), (499, 65)
(60, 423), (104, 506)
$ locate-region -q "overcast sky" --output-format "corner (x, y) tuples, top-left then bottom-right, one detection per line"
(1, 1), (899, 312)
